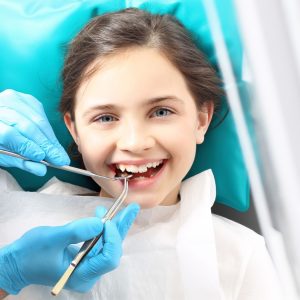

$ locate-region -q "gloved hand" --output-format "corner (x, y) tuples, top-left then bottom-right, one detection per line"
(0, 89), (70, 175)
(0, 203), (140, 294)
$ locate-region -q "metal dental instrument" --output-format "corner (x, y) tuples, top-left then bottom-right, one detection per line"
(0, 149), (125, 181)
(0, 149), (132, 295)
(51, 176), (130, 296)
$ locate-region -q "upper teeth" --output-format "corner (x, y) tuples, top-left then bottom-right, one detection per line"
(116, 160), (163, 173)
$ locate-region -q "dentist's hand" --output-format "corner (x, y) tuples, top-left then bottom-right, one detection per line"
(0, 203), (140, 295)
(0, 89), (70, 175)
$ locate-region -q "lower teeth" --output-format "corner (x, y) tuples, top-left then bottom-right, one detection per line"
(133, 173), (156, 180)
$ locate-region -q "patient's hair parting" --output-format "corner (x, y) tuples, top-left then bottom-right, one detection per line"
(59, 8), (223, 120)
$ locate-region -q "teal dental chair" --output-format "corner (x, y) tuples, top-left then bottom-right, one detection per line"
(0, 0), (250, 213)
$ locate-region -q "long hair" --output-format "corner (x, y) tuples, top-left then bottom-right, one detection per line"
(59, 8), (222, 120)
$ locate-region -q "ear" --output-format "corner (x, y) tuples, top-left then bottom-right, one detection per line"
(195, 102), (214, 144)
(64, 113), (81, 152)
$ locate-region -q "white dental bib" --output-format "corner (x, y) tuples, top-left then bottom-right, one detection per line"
(0, 169), (223, 299)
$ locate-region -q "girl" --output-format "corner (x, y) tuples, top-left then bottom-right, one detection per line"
(10, 7), (283, 300)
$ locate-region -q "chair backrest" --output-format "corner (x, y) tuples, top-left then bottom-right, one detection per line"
(0, 0), (249, 211)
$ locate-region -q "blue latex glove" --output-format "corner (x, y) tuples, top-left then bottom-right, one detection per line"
(0, 89), (70, 175)
(0, 203), (140, 295)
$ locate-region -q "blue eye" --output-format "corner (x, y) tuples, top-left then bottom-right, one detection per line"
(96, 115), (118, 123)
(152, 108), (173, 118)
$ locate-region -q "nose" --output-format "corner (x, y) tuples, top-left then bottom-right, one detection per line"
(116, 120), (155, 153)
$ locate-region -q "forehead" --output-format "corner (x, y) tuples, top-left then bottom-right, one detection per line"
(75, 47), (194, 108)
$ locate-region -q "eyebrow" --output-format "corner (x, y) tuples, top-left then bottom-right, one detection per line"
(82, 96), (183, 117)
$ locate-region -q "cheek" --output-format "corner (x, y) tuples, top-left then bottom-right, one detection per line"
(160, 122), (197, 170)
(76, 129), (112, 171)
(174, 139), (197, 174)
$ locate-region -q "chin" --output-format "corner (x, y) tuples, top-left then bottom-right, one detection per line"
(124, 197), (162, 209)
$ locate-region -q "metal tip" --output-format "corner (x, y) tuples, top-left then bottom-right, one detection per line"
(114, 173), (133, 180)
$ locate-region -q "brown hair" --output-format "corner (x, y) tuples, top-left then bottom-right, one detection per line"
(59, 7), (222, 120)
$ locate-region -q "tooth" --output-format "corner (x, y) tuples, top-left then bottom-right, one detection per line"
(125, 166), (133, 173)
(133, 166), (140, 173)
(127, 165), (139, 173)
(119, 165), (126, 172)
(117, 160), (163, 173)
(139, 165), (147, 173)
(156, 160), (163, 167)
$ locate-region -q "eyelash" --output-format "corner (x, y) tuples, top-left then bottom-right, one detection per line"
(151, 107), (174, 118)
(96, 115), (118, 123)
(94, 107), (174, 123)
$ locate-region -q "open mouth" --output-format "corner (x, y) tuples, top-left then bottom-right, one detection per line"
(113, 160), (165, 180)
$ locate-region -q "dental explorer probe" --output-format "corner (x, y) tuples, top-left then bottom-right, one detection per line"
(0, 149), (125, 180)
(51, 175), (131, 296)
(0, 148), (133, 294)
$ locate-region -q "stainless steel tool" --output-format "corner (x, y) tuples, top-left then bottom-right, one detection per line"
(0, 149), (125, 180)
(51, 176), (130, 296)
(0, 148), (132, 296)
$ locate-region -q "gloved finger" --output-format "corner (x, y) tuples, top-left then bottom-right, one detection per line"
(0, 90), (45, 116)
(95, 206), (108, 220)
(0, 108), (68, 165)
(112, 203), (140, 240)
(0, 147), (47, 176)
(1, 90), (55, 139)
(0, 124), (48, 175)
(25, 117), (70, 166)
(85, 207), (108, 256)
(0, 90), (70, 166)
(85, 234), (104, 258)
(55, 217), (104, 247)
(75, 206), (109, 257)
(23, 161), (47, 176)
(85, 221), (122, 276)
(0, 122), (45, 161)
(13, 91), (69, 165)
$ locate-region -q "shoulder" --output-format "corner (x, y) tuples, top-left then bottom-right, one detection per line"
(212, 213), (264, 248)
(37, 177), (95, 195)
(0, 168), (22, 191)
(212, 214), (264, 287)
(212, 214), (283, 299)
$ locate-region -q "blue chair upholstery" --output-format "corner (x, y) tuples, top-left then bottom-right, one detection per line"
(0, 0), (249, 211)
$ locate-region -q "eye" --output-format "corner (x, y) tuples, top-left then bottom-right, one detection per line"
(151, 107), (173, 118)
(95, 114), (118, 123)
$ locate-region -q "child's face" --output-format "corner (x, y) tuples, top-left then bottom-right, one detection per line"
(65, 48), (213, 208)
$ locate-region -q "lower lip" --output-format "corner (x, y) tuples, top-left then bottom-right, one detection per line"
(119, 160), (168, 190)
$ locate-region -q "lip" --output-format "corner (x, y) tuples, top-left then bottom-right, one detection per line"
(114, 159), (168, 190)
